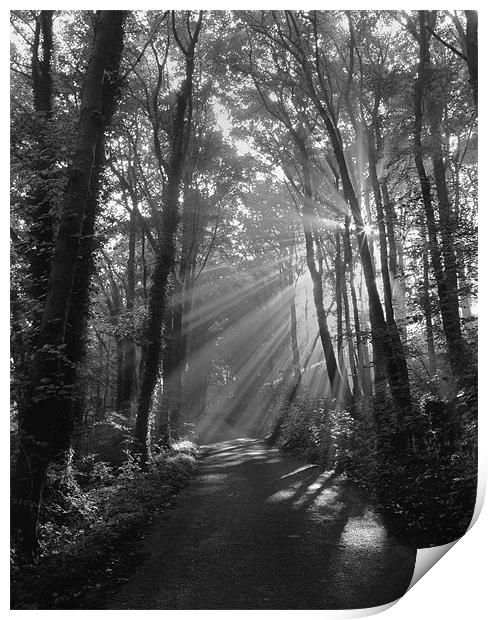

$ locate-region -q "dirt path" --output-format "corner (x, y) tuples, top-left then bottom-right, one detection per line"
(103, 438), (416, 610)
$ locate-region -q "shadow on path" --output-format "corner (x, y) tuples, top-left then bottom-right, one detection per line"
(104, 438), (416, 610)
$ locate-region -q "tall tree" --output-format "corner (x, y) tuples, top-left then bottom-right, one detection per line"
(27, 11), (55, 311)
(135, 11), (203, 461)
(244, 10), (412, 430)
(411, 10), (472, 387)
(11, 11), (126, 559)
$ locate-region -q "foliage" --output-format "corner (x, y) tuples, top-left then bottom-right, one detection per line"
(272, 392), (477, 547)
(10, 7), (477, 577)
(271, 395), (358, 468)
(11, 441), (199, 609)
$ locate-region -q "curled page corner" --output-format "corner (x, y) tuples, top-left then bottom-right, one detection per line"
(408, 470), (485, 592)
(345, 600), (398, 618)
(408, 540), (457, 590)
(288, 600), (398, 619)
(467, 469), (486, 531)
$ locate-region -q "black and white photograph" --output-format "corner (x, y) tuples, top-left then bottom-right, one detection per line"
(10, 8), (478, 611)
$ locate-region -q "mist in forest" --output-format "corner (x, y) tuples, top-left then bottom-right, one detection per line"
(10, 10), (477, 610)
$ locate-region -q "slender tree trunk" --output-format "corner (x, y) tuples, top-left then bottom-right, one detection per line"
(451, 156), (472, 320)
(12, 11), (56, 417)
(135, 14), (202, 461)
(135, 176), (183, 458)
(344, 217), (371, 397)
(159, 303), (174, 444)
(341, 234), (361, 400)
(380, 179), (407, 336)
(121, 207), (137, 415)
(297, 144), (353, 410)
(465, 11), (478, 108)
(289, 284), (301, 384)
(413, 11), (470, 385)
(420, 220), (437, 375)
(316, 101), (411, 427)
(109, 279), (124, 411)
(27, 11), (55, 312)
(367, 131), (410, 407)
(428, 96), (462, 325)
(334, 230), (345, 372)
(11, 11), (126, 560)
(140, 226), (148, 299)
(281, 248), (301, 385)
(163, 184), (200, 438)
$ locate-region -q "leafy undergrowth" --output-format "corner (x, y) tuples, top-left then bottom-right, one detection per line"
(11, 440), (199, 610)
(269, 395), (477, 549)
(373, 449), (477, 548)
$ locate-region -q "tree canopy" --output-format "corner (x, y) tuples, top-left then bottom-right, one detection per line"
(10, 9), (477, 570)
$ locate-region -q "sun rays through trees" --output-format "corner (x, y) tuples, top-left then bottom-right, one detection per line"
(11, 9), (477, 593)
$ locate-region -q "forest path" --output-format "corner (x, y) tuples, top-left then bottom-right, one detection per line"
(104, 438), (416, 610)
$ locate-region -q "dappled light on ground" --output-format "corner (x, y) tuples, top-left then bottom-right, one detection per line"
(339, 509), (388, 548)
(105, 438), (415, 610)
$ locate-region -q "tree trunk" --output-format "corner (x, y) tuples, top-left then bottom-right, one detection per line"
(27, 11), (55, 313)
(341, 233), (361, 400)
(316, 100), (411, 428)
(465, 11), (478, 108)
(166, 286), (185, 439)
(134, 14), (202, 461)
(344, 217), (371, 397)
(282, 248), (301, 385)
(367, 130), (410, 411)
(121, 207), (137, 415)
(380, 179), (407, 336)
(61, 137), (104, 459)
(420, 220), (437, 375)
(334, 230), (345, 372)
(10, 11), (55, 419)
(413, 11), (470, 385)
(159, 304), (175, 443)
(135, 175), (183, 458)
(56, 19), (126, 459)
(163, 183), (200, 438)
(11, 11), (126, 560)
(297, 143), (353, 410)
(289, 284), (301, 384)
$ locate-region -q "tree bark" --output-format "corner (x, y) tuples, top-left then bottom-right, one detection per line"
(289, 283), (301, 385)
(465, 11), (478, 108)
(11, 11), (126, 560)
(367, 130), (408, 386)
(135, 13), (203, 461)
(420, 220), (437, 375)
(51, 17), (126, 460)
(334, 230), (345, 372)
(121, 206), (138, 415)
(315, 100), (411, 428)
(344, 217), (371, 397)
(163, 183), (201, 438)
(380, 179), (407, 335)
(413, 11), (471, 385)
(298, 146), (353, 411)
(341, 232), (361, 400)
(27, 10), (55, 316)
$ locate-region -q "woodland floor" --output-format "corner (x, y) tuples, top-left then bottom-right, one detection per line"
(96, 438), (416, 610)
